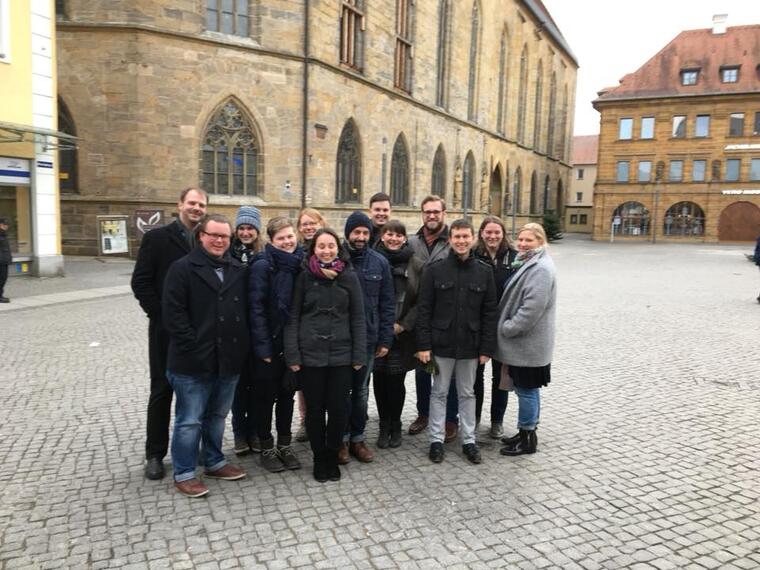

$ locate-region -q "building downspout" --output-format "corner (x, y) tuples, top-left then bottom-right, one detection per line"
(300, 0), (310, 208)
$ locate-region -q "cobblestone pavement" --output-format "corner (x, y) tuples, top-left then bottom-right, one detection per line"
(1, 237), (758, 569)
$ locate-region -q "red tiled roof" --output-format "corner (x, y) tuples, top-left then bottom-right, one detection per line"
(571, 135), (598, 165)
(595, 24), (760, 101)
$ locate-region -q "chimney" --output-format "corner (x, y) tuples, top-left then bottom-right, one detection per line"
(712, 14), (727, 34)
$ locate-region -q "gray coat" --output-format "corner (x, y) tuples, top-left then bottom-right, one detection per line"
(407, 225), (450, 266)
(495, 250), (556, 367)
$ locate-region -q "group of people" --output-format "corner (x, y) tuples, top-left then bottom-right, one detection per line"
(131, 188), (557, 498)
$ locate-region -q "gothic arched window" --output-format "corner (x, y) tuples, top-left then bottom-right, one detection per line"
(463, 151), (476, 210)
(431, 145), (447, 199)
(496, 29), (509, 135)
(435, 0), (451, 108)
(390, 134), (410, 205)
(467, 2), (481, 121)
(530, 171), (539, 214)
(201, 99), (262, 196)
(533, 60), (544, 150)
(336, 119), (362, 204)
(58, 98), (78, 193)
(546, 72), (557, 157)
(517, 45), (528, 144)
(513, 167), (522, 213)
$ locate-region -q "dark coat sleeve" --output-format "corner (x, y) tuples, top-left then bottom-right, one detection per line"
(415, 264), (435, 352)
(397, 256), (423, 333)
(346, 272), (368, 365)
(283, 272), (305, 367)
(248, 258), (273, 360)
(377, 258), (396, 349)
(161, 261), (198, 354)
(131, 231), (161, 319)
(479, 268), (498, 357)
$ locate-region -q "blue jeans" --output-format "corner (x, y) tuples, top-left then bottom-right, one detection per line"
(167, 370), (239, 482)
(345, 351), (375, 443)
(514, 386), (540, 431)
(415, 367), (459, 423)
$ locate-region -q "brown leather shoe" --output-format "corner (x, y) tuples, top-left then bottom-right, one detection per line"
(337, 442), (350, 465)
(349, 442), (375, 463)
(204, 463), (246, 481)
(444, 421), (458, 443)
(174, 478), (209, 498)
(408, 415), (428, 435)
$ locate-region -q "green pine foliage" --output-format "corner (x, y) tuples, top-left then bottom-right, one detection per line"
(542, 212), (564, 242)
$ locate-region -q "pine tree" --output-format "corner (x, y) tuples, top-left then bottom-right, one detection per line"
(542, 212), (564, 242)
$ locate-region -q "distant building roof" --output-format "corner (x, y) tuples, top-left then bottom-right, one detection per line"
(595, 24), (760, 102)
(571, 135), (598, 165)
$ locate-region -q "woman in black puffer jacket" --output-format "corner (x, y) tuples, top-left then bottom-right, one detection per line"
(372, 220), (423, 449)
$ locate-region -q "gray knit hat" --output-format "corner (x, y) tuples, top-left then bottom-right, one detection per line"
(235, 206), (261, 231)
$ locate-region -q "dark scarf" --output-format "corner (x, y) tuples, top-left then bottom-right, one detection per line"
(376, 241), (413, 267)
(198, 244), (231, 269)
(266, 243), (304, 319)
(422, 224), (446, 248)
(307, 255), (346, 280)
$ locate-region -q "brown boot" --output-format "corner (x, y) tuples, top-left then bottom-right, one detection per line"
(408, 415), (428, 435)
(337, 442), (350, 465)
(349, 441), (375, 463)
(444, 421), (458, 443)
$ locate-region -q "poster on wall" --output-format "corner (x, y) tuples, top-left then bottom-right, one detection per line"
(98, 216), (129, 255)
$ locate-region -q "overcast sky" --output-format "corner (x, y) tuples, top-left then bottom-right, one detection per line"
(541, 0), (759, 136)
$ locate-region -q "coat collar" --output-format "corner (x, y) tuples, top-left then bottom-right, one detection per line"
(167, 219), (193, 252)
(188, 246), (244, 293)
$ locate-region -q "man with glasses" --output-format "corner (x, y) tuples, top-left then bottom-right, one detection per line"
(131, 187), (207, 480)
(407, 196), (460, 442)
(162, 214), (250, 497)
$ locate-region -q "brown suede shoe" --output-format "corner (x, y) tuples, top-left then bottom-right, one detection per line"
(337, 442), (350, 465)
(174, 478), (209, 498)
(408, 415), (428, 435)
(349, 442), (375, 463)
(204, 464), (246, 480)
(444, 421), (458, 443)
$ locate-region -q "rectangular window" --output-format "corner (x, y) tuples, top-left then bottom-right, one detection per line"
(394, 0), (414, 92)
(640, 117), (655, 139)
(618, 118), (633, 140)
(669, 160), (683, 182)
(754, 112), (760, 136)
(616, 161), (630, 182)
(692, 160), (707, 182)
(725, 159), (740, 181)
(579, 214), (588, 225)
(695, 115), (710, 137)
(0, 0), (10, 63)
(570, 214), (578, 224)
(575, 191), (583, 202)
(576, 168), (584, 180)
(681, 70), (698, 85)
(729, 113), (744, 136)
(206, 0), (248, 37)
(340, 0), (365, 70)
(750, 158), (760, 181)
(638, 160), (652, 182)
(672, 115), (686, 138)
(721, 67), (739, 83)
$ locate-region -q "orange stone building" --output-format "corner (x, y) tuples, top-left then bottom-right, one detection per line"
(592, 18), (760, 242)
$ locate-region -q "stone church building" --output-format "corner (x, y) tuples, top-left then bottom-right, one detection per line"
(55, 0), (577, 254)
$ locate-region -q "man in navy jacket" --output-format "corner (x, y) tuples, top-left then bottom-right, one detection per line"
(340, 211), (395, 463)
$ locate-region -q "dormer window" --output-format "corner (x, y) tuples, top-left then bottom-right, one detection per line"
(721, 66), (739, 83)
(681, 69), (699, 85)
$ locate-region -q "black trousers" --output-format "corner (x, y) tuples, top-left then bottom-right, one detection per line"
(300, 366), (352, 455)
(254, 356), (295, 442)
(373, 371), (406, 424)
(231, 356), (256, 440)
(0, 264), (7, 297)
(474, 360), (509, 425)
(146, 318), (172, 460)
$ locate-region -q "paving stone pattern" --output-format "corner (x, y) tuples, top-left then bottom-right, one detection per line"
(1, 238), (758, 569)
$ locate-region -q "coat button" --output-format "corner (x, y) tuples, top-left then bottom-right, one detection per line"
(217, 337), (222, 344)
(219, 296), (223, 301)
(235, 316), (240, 322)
(234, 296), (239, 301)
(233, 337), (238, 343)
(220, 316), (225, 322)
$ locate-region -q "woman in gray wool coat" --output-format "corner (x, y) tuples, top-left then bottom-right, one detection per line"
(495, 223), (556, 456)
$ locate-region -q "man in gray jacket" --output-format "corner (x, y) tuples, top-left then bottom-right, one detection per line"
(406, 195), (459, 441)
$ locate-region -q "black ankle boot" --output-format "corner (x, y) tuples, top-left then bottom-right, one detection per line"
(388, 421), (402, 448)
(376, 421), (390, 449)
(326, 449), (341, 481)
(500, 429), (537, 456)
(312, 453), (329, 482)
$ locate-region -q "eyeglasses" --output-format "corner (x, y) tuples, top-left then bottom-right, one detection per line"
(422, 209), (443, 216)
(300, 221), (318, 227)
(201, 231), (231, 242)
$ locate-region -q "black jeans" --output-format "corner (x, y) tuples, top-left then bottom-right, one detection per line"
(474, 359), (509, 424)
(231, 356), (256, 441)
(0, 264), (7, 297)
(300, 366), (352, 455)
(254, 356), (295, 442)
(373, 371), (406, 424)
(146, 318), (172, 460)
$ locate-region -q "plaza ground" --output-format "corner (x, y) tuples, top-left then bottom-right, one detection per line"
(1, 235), (758, 569)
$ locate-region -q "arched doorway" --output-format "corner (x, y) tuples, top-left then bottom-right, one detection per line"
(718, 201), (760, 241)
(612, 201), (650, 237)
(489, 165), (503, 216)
(663, 202), (705, 237)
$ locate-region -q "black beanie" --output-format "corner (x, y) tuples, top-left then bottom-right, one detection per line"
(344, 211), (372, 240)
